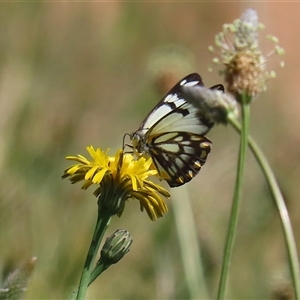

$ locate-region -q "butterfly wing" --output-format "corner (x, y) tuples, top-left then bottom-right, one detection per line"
(209, 84), (224, 92)
(148, 131), (211, 187)
(131, 73), (218, 187)
(139, 73), (213, 136)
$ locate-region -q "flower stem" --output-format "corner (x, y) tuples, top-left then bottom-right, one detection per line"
(217, 93), (251, 299)
(89, 261), (108, 287)
(229, 116), (300, 299)
(74, 211), (112, 300)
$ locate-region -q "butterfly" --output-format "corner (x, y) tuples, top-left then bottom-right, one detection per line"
(130, 73), (224, 187)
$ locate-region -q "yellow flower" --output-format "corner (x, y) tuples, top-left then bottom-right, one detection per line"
(62, 146), (170, 220)
(209, 9), (284, 100)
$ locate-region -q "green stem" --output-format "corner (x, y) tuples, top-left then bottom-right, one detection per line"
(217, 94), (251, 299)
(229, 117), (300, 299)
(89, 262), (108, 286)
(74, 211), (112, 300)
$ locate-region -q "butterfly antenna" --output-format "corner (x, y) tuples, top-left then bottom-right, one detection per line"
(122, 133), (129, 150)
(122, 133), (133, 153)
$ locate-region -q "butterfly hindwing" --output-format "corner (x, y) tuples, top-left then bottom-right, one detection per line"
(149, 131), (211, 187)
(209, 84), (224, 92)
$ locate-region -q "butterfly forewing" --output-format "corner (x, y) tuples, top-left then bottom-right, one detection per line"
(148, 99), (213, 137)
(140, 73), (206, 132)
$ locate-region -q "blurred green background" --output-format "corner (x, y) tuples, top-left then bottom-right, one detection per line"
(0, 2), (300, 299)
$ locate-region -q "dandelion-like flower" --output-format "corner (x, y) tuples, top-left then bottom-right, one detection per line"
(62, 146), (170, 221)
(209, 8), (285, 100)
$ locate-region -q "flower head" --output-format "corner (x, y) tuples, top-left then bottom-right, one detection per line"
(62, 146), (170, 220)
(209, 9), (284, 100)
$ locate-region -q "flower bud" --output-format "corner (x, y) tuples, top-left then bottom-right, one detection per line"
(100, 229), (133, 268)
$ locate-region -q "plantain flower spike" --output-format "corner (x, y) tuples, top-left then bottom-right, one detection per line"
(209, 8), (284, 101)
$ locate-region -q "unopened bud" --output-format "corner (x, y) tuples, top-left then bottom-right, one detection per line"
(100, 229), (133, 268)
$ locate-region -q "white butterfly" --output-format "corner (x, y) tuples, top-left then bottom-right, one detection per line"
(130, 73), (224, 187)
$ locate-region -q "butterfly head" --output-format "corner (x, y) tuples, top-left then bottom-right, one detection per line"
(130, 130), (151, 159)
